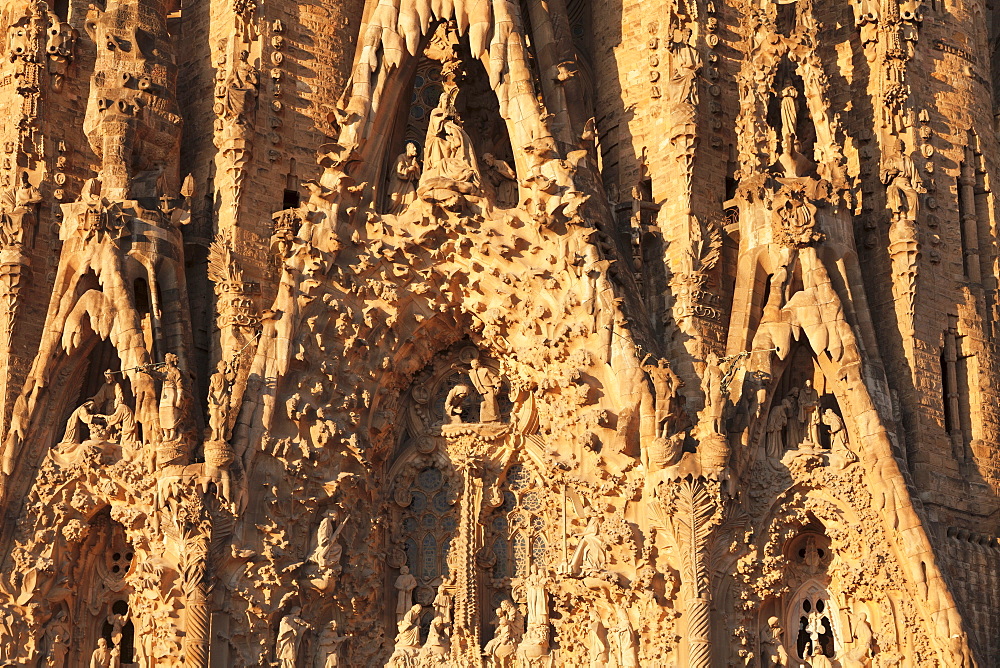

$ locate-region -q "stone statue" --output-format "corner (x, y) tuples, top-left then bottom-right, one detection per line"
(610, 608), (638, 668)
(468, 359), (502, 422)
(207, 359), (235, 442)
(309, 511), (347, 573)
(483, 153), (518, 208)
(394, 565), (417, 621)
(444, 384), (470, 424)
(89, 638), (111, 668)
(61, 400), (99, 444)
(484, 605), (517, 667)
(783, 389), (801, 448)
(881, 138), (924, 223)
(668, 26), (701, 107)
(107, 611), (128, 648)
(141, 353), (191, 442)
(761, 616), (787, 667)
(315, 619), (348, 668)
(422, 613), (450, 656)
(841, 610), (875, 666)
(808, 644), (834, 668)
(642, 355), (683, 433)
(822, 409), (851, 453)
(46, 633), (68, 667)
(276, 608), (310, 668)
(0, 171), (42, 248)
(433, 577), (453, 625)
(588, 608), (608, 668)
(569, 515), (607, 577)
(221, 49), (259, 127)
(765, 400), (788, 460)
(387, 141), (421, 214)
(701, 352), (726, 435)
(797, 380), (821, 447)
(525, 565), (549, 624)
(392, 604), (422, 652)
(779, 85), (799, 145)
(419, 90), (481, 198)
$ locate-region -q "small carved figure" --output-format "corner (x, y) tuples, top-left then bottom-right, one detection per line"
(387, 141), (421, 215)
(881, 139), (924, 223)
(222, 49), (259, 126)
(525, 565), (549, 624)
(89, 638), (111, 668)
(423, 613), (450, 656)
(483, 153), (518, 208)
(569, 515), (607, 577)
(61, 400), (100, 444)
(309, 511), (347, 573)
(765, 400), (789, 460)
(315, 619), (349, 668)
(107, 610), (128, 648)
(841, 610), (875, 666)
(668, 27), (701, 107)
(610, 608), (638, 668)
(701, 352), (726, 435)
(141, 353), (191, 442)
(808, 643), (834, 668)
(207, 359), (235, 442)
(46, 633), (69, 667)
(276, 608), (310, 668)
(642, 355), (683, 432)
(779, 85), (799, 145)
(394, 565), (418, 621)
(822, 409), (852, 454)
(484, 605), (517, 667)
(761, 616), (788, 667)
(393, 604), (422, 651)
(444, 384), (470, 424)
(433, 577), (453, 625)
(588, 609), (608, 668)
(797, 380), (821, 447)
(468, 359), (502, 422)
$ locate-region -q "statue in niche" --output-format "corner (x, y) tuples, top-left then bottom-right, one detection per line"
(525, 565), (549, 624)
(569, 515), (607, 577)
(765, 399), (789, 460)
(97, 373), (139, 449)
(822, 409), (857, 463)
(610, 609), (638, 668)
(783, 389), (801, 448)
(433, 577), (453, 625)
(483, 153), (518, 208)
(444, 384), (470, 424)
(780, 85), (799, 147)
(207, 359), (235, 442)
(841, 610), (875, 666)
(107, 610), (128, 649)
(761, 616), (788, 667)
(0, 172), (42, 249)
(881, 138), (924, 224)
(803, 536), (822, 574)
(46, 632), (68, 667)
(276, 608), (310, 668)
(642, 355), (683, 433)
(808, 644), (834, 668)
(668, 26), (701, 108)
(468, 359), (502, 423)
(315, 619), (349, 668)
(220, 49), (259, 128)
(60, 400), (101, 444)
(391, 604), (422, 656)
(484, 605), (518, 667)
(797, 380), (821, 447)
(141, 353), (191, 442)
(588, 609), (609, 668)
(422, 612), (450, 657)
(700, 352), (726, 435)
(418, 89), (481, 199)
(394, 565), (418, 622)
(309, 510), (348, 575)
(89, 638), (111, 668)
(387, 141), (421, 215)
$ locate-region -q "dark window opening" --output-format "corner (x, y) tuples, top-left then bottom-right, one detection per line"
(282, 189), (301, 209)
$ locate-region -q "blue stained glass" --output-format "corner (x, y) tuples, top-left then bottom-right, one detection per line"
(493, 515), (508, 533)
(492, 536), (508, 579)
(403, 517), (418, 533)
(531, 535), (548, 567)
(410, 491), (427, 512)
(521, 492), (541, 511)
(501, 491), (516, 512)
(422, 514), (436, 530)
(404, 538), (418, 570)
(432, 492), (451, 514)
(442, 517), (457, 533)
(418, 467), (443, 491)
(422, 534), (437, 579)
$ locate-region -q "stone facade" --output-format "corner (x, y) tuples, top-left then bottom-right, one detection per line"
(0, 0), (996, 666)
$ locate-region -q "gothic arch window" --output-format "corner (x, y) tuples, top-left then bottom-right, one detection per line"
(399, 463), (459, 584)
(490, 464), (549, 582)
(791, 586), (835, 659)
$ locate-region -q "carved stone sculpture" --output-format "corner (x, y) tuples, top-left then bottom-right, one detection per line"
(276, 608), (310, 668)
(315, 619), (348, 668)
(468, 359), (502, 423)
(89, 638), (111, 668)
(394, 565), (417, 621)
(387, 141), (421, 215)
